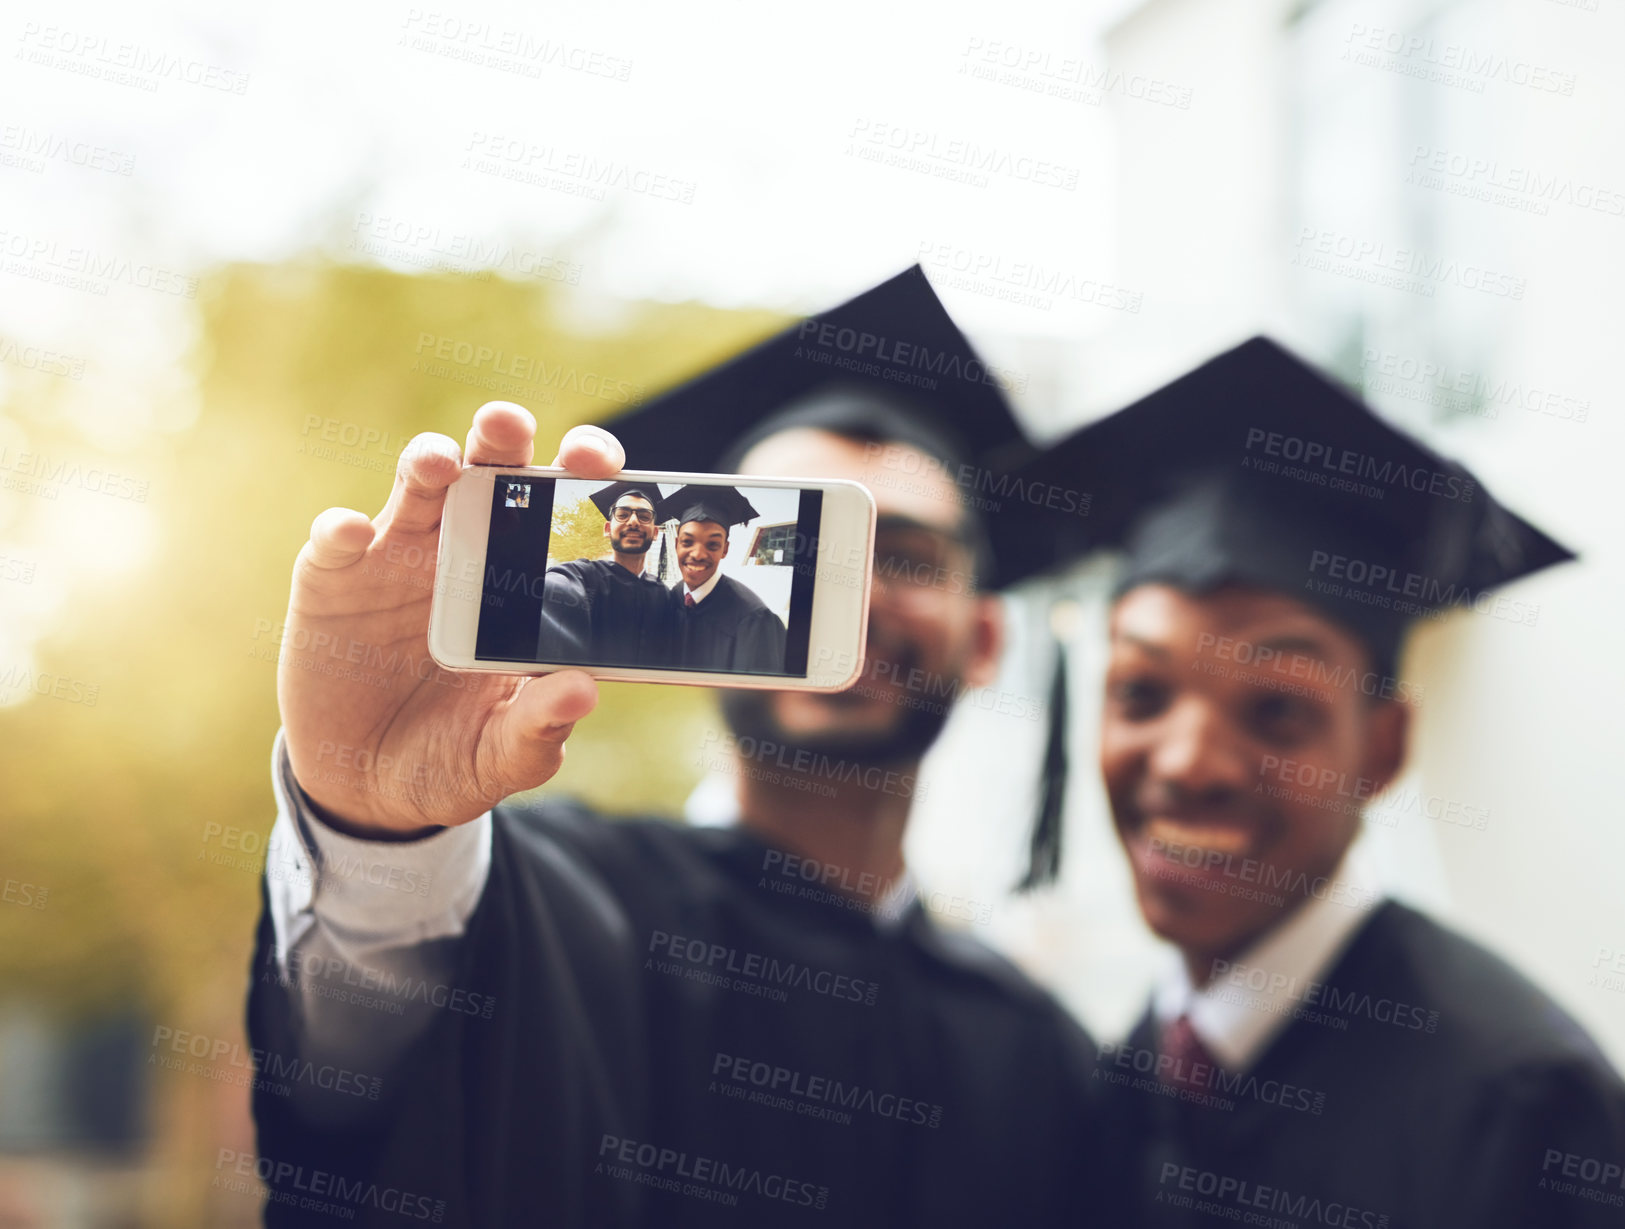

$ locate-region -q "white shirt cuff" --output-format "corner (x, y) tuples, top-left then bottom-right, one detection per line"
(267, 729), (493, 969)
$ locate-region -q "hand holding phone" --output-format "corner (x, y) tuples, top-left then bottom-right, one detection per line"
(276, 404), (617, 840)
(428, 467), (873, 689)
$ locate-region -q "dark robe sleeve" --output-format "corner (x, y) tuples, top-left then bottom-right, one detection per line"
(729, 604), (787, 673)
(636, 574), (679, 667)
(538, 561), (597, 664)
(1031, 997), (1140, 1229)
(1447, 1055), (1625, 1228)
(593, 570), (676, 668)
(247, 813), (649, 1228)
(539, 562), (676, 668)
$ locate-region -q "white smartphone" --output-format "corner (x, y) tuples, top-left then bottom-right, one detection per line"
(428, 466), (874, 690)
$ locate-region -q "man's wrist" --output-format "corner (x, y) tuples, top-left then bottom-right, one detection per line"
(270, 728), (495, 948)
(295, 780), (448, 843)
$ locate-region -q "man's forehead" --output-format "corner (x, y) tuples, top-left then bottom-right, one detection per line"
(1109, 583), (1362, 660)
(613, 492), (654, 507)
(737, 426), (964, 532)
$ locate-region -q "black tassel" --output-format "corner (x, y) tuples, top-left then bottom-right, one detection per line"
(1018, 642), (1069, 892)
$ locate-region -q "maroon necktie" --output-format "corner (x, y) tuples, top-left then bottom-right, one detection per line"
(684, 593), (695, 608)
(1159, 1013), (1220, 1096)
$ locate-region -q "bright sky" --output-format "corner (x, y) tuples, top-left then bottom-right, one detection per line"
(0, 0), (1140, 686)
(1, 0), (1141, 346)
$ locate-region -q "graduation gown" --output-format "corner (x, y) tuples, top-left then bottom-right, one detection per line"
(246, 803), (651, 1228)
(540, 559), (675, 667)
(1103, 901), (1625, 1229)
(677, 574), (786, 674)
(249, 801), (1113, 1227)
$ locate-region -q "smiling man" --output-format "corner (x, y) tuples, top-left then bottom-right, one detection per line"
(248, 268), (1118, 1228)
(1103, 585), (1402, 977)
(1015, 336), (1625, 1228)
(538, 479), (675, 667)
(657, 483), (787, 674)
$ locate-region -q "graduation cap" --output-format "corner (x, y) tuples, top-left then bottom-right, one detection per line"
(595, 266), (1075, 892)
(587, 480), (665, 521)
(1007, 335), (1576, 884)
(1014, 335), (1574, 667)
(596, 264), (1044, 587)
(655, 484), (761, 530)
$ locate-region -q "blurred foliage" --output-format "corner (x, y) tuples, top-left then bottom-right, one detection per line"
(550, 492), (612, 564)
(0, 257), (789, 1223)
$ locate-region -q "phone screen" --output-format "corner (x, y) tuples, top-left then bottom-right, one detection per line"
(473, 475), (824, 676)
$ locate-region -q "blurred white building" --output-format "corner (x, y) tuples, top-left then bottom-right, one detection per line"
(906, 0), (1625, 1065)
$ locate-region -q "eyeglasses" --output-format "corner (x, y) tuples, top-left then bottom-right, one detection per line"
(870, 521), (979, 601)
(611, 507), (656, 525)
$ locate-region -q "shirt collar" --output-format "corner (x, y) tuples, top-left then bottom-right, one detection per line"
(684, 569), (723, 604)
(1152, 856), (1385, 1073)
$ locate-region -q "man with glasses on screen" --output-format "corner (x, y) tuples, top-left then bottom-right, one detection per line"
(248, 268), (1122, 1227)
(539, 480), (675, 668)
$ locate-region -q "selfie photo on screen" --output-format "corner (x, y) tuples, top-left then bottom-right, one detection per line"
(473, 475), (812, 675)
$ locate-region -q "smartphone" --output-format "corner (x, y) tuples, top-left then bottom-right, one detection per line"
(428, 466), (874, 690)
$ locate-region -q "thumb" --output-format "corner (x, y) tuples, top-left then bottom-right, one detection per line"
(483, 670), (600, 794)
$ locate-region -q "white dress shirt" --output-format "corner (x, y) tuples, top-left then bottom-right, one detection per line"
(267, 728), (920, 975)
(681, 568), (723, 605)
(266, 729), (492, 972)
(1150, 859), (1385, 1073)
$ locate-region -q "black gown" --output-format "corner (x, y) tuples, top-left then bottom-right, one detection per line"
(1101, 900), (1625, 1228)
(539, 559), (675, 667)
(677, 574), (786, 674)
(246, 802), (650, 1228)
(248, 802), (1116, 1228)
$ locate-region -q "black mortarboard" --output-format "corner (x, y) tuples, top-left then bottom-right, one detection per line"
(655, 484), (761, 530)
(587, 480), (666, 521)
(1013, 336), (1575, 669)
(596, 265), (1048, 588)
(598, 267), (1070, 892)
(1005, 336), (1575, 889)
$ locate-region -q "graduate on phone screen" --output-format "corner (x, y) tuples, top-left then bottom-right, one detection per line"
(658, 484), (787, 674)
(538, 480), (676, 667)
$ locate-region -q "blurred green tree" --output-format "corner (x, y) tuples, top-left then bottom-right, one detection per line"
(0, 253), (790, 1226)
(550, 493), (610, 563)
